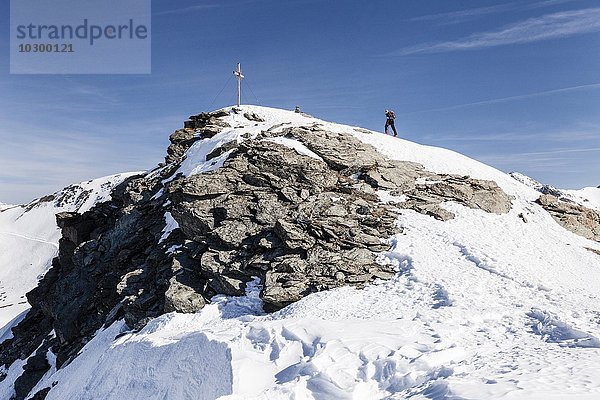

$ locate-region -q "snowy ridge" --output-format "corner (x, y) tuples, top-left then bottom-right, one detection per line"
(0, 203), (15, 212)
(2, 106), (600, 399)
(0, 173), (138, 327)
(179, 106), (539, 199)
(565, 186), (600, 211)
(511, 171), (600, 211)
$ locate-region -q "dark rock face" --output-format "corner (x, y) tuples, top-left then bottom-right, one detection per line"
(13, 352), (50, 400)
(0, 172), (182, 398)
(21, 174), (175, 363)
(0, 109), (513, 398)
(536, 194), (600, 242)
(0, 309), (53, 398)
(29, 387), (51, 400)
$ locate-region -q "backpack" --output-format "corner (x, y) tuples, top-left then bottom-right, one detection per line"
(386, 111), (396, 120)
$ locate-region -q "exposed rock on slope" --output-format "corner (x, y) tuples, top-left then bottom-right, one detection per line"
(510, 172), (600, 243)
(0, 203), (14, 211)
(537, 194), (600, 243)
(169, 111), (231, 164)
(0, 108), (513, 399)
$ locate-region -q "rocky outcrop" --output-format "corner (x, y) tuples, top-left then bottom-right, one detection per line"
(167, 111), (232, 164)
(169, 138), (399, 309)
(243, 111), (265, 122)
(165, 129), (199, 164)
(536, 194), (600, 242)
(278, 125), (511, 220)
(183, 110), (230, 130)
(0, 109), (513, 399)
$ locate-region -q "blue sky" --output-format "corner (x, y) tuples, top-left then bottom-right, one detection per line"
(1, 0), (599, 203)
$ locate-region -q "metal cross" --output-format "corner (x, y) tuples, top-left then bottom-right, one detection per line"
(233, 63), (244, 107)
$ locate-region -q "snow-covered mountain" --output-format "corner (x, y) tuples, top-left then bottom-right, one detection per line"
(0, 174), (138, 328)
(1, 106), (599, 400)
(569, 186), (600, 210)
(510, 171), (600, 210)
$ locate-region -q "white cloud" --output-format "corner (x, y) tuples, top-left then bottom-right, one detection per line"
(153, 4), (223, 17)
(410, 0), (578, 23)
(400, 82), (600, 115)
(153, 0), (269, 17)
(514, 147), (600, 156)
(423, 127), (600, 143)
(397, 7), (600, 55)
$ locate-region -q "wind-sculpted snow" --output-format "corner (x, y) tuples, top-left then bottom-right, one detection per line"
(528, 309), (600, 349)
(26, 281), (471, 400)
(1, 106), (600, 399)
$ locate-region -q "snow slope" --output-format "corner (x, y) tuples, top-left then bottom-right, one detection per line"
(3, 106), (600, 399)
(0, 173), (137, 327)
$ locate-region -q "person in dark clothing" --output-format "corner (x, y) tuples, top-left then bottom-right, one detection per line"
(384, 109), (397, 137)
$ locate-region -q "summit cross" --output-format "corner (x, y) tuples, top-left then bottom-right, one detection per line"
(233, 63), (244, 107)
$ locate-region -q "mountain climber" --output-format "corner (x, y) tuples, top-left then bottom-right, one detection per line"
(384, 110), (397, 137)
